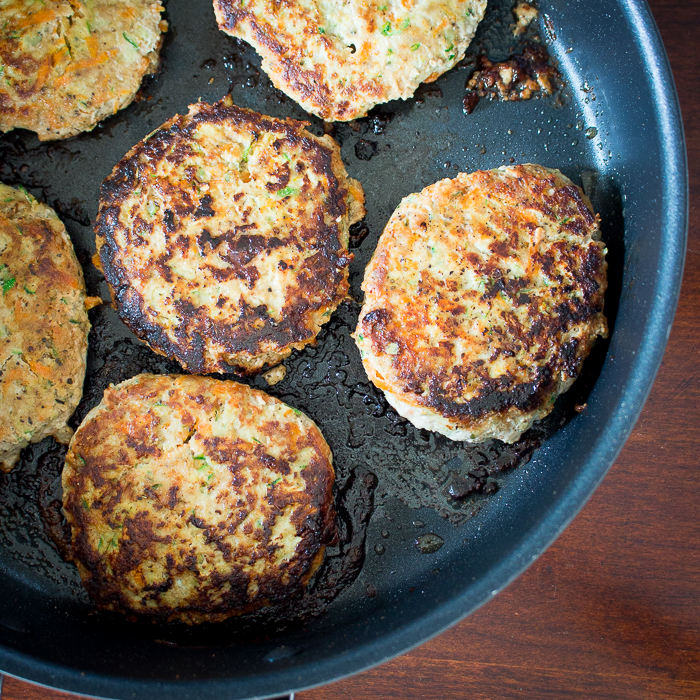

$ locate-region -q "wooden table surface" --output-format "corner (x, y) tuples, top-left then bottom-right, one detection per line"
(3, 1), (698, 698)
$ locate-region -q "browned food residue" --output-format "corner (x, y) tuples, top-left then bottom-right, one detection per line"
(463, 44), (561, 114)
(513, 2), (538, 36)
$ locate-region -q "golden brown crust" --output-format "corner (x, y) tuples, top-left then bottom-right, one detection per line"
(213, 0), (487, 121)
(62, 373), (336, 624)
(95, 96), (365, 375)
(355, 164), (608, 443)
(0, 183), (91, 471)
(0, 0), (166, 141)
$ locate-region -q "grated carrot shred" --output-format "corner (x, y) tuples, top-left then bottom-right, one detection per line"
(13, 8), (56, 30)
(54, 49), (118, 86)
(85, 34), (100, 58)
(27, 361), (53, 380)
(4, 368), (28, 385)
(34, 58), (51, 92)
(52, 45), (70, 67)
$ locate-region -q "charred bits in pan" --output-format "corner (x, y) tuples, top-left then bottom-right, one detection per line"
(462, 1), (563, 115)
(463, 43), (562, 114)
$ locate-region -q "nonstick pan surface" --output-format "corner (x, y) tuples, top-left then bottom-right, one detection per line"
(0, 1), (687, 698)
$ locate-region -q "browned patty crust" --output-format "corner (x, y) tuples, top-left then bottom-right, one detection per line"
(62, 373), (336, 624)
(94, 97), (365, 374)
(355, 164), (608, 443)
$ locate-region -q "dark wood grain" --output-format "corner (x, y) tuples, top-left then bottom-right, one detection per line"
(4, 1), (698, 698)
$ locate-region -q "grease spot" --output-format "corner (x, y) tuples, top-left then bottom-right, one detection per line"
(415, 534), (444, 554)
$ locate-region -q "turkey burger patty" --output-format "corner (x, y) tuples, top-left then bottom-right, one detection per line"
(62, 373), (336, 624)
(213, 0), (487, 122)
(355, 164), (608, 443)
(0, 0), (166, 140)
(94, 96), (365, 375)
(0, 183), (97, 472)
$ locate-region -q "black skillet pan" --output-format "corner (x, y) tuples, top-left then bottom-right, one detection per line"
(0, 0), (687, 698)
